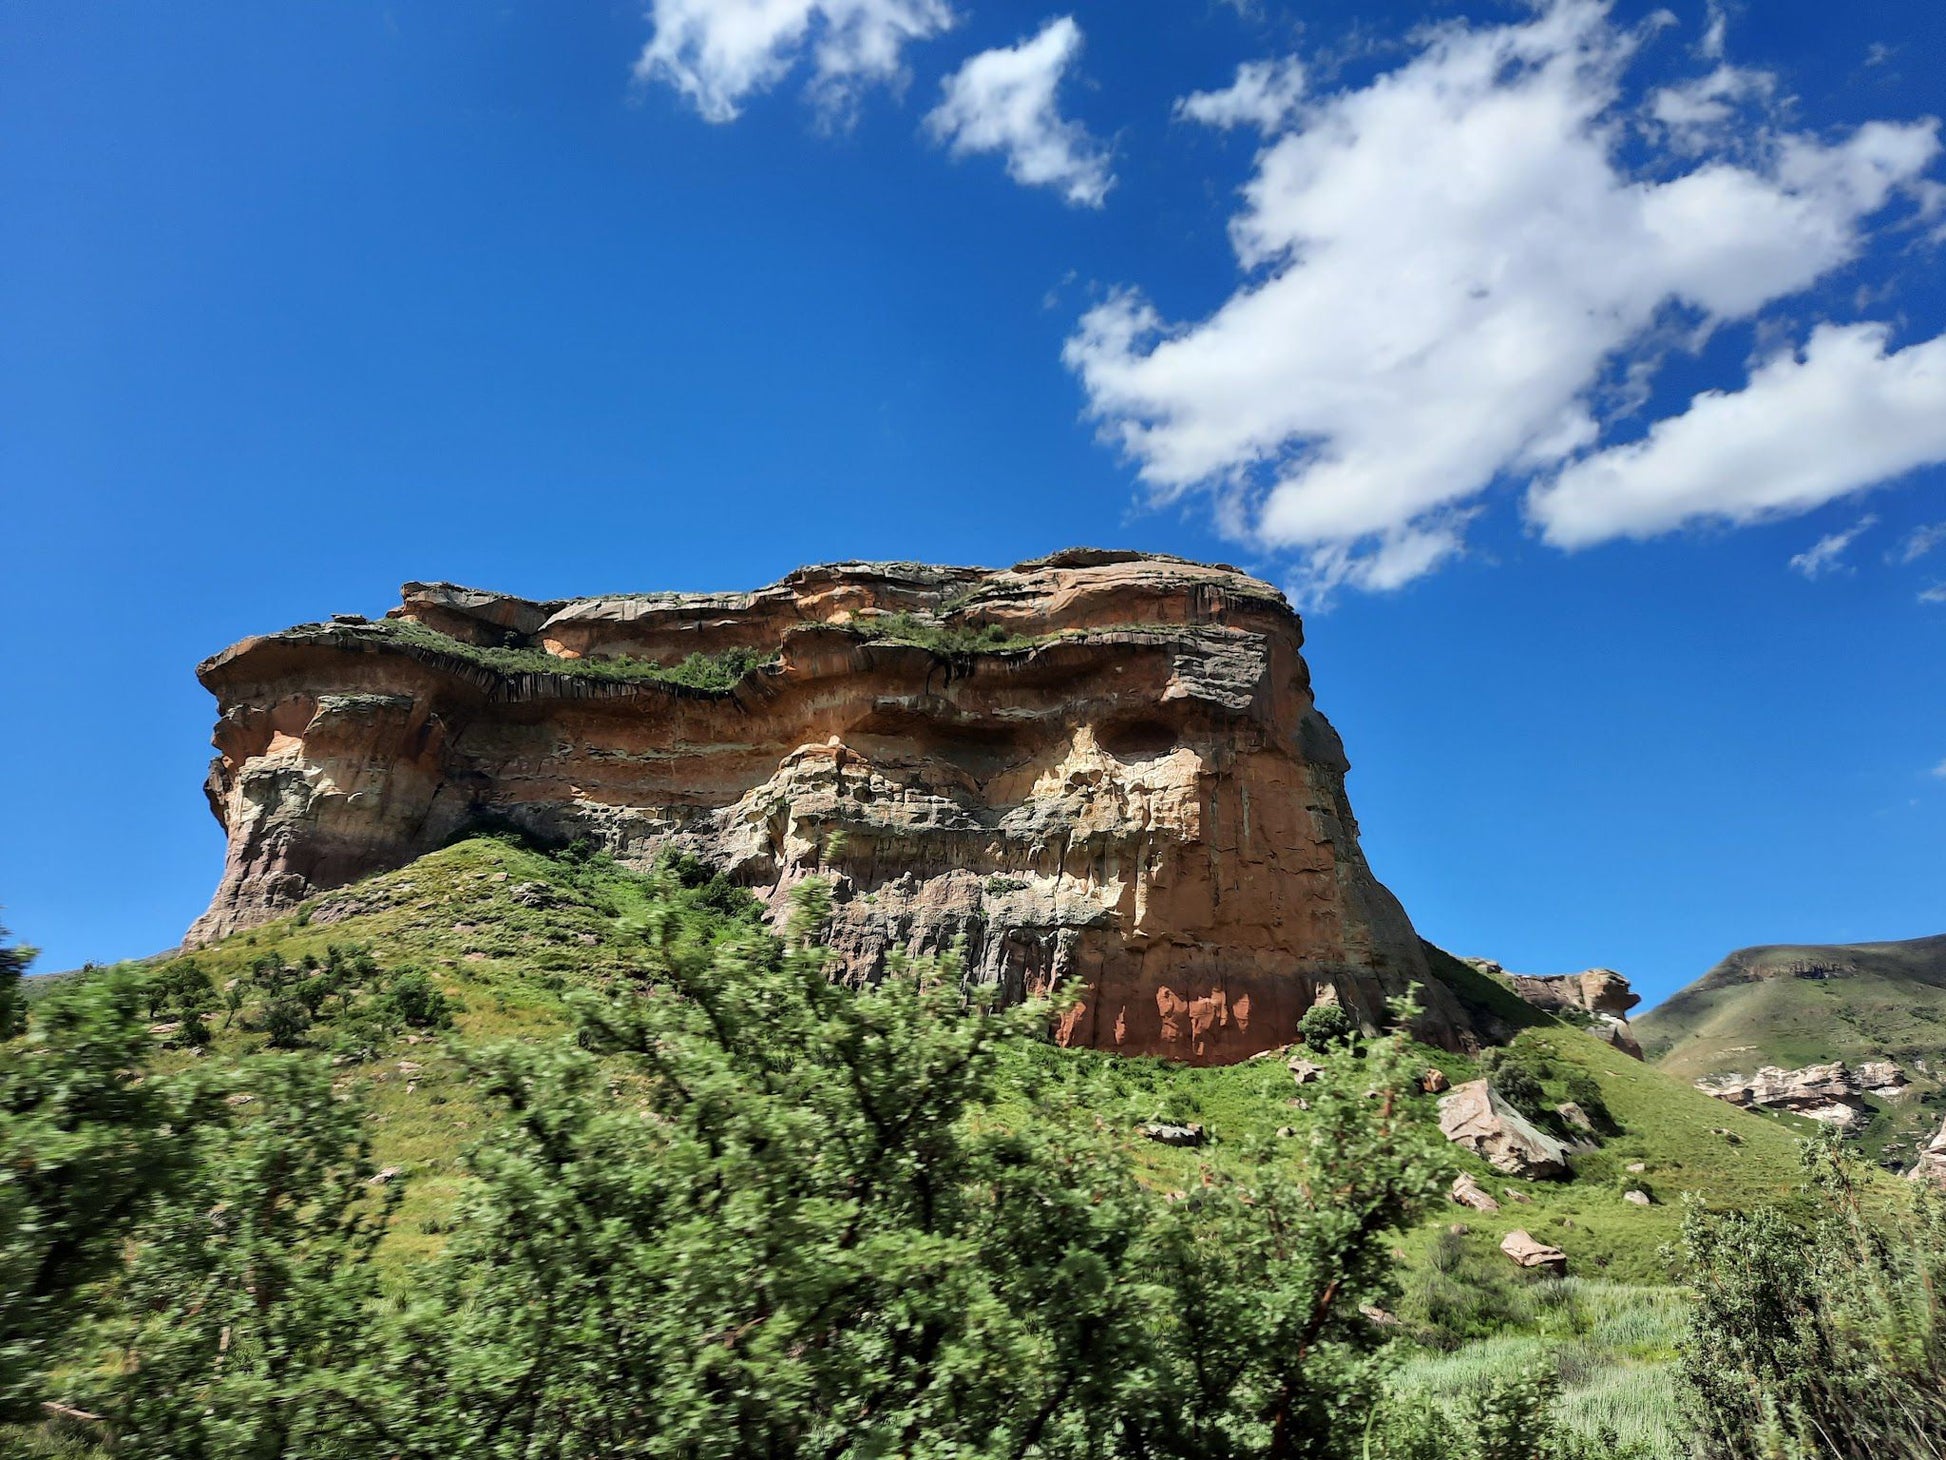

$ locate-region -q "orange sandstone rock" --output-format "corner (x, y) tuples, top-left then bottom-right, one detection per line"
(187, 548), (1468, 1063)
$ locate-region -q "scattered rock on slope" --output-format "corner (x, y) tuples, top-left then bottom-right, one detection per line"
(1500, 1230), (1568, 1275)
(1464, 959), (1644, 1059)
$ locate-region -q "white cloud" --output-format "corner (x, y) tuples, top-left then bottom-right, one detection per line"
(1063, 0), (1941, 602)
(636, 0), (954, 124)
(1648, 64), (1774, 152)
(1176, 58), (1307, 135)
(1933, 757), (1946, 777)
(1921, 584), (1946, 605)
(1700, 0), (1727, 60)
(1531, 324), (1946, 545)
(1787, 514), (1878, 579)
(925, 17), (1114, 208)
(1896, 522), (1946, 563)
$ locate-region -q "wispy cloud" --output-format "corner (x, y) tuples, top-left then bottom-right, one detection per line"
(1896, 522), (1946, 564)
(635, 0), (953, 124)
(1175, 58), (1307, 135)
(1789, 514), (1879, 579)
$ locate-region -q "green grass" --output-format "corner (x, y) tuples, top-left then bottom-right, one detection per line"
(141, 836), (1840, 1285)
(1388, 1280), (1690, 1457)
(284, 616), (773, 689)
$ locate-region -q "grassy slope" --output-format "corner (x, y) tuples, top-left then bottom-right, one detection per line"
(155, 839), (1819, 1279)
(1637, 937), (1946, 1165)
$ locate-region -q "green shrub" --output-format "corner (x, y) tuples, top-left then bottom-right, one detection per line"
(383, 970), (451, 1030)
(1677, 1135), (1946, 1458)
(1299, 1002), (1357, 1050)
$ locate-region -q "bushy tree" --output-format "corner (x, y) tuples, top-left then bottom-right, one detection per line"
(91, 1055), (401, 1459)
(391, 870), (1449, 1459)
(1298, 1003), (1356, 1051)
(0, 967), (215, 1421)
(1677, 1134), (1946, 1459)
(0, 915), (35, 1041)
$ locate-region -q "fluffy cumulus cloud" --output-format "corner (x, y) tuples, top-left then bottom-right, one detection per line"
(1176, 58), (1307, 135)
(636, 0), (954, 123)
(1787, 515), (1878, 580)
(925, 17), (1114, 207)
(1063, 0), (1943, 602)
(1533, 325), (1946, 545)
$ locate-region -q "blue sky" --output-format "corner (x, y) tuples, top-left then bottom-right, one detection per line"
(3, 0), (1943, 1010)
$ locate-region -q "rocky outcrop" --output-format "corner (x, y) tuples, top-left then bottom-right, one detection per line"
(1437, 1080), (1573, 1177)
(1500, 1230), (1567, 1275)
(1467, 959), (1644, 1058)
(1695, 1060), (1909, 1128)
(187, 549), (1464, 1064)
(1907, 1117), (1946, 1185)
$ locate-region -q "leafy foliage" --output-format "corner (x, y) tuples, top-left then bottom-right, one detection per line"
(0, 968), (215, 1422)
(89, 1057), (402, 1459)
(391, 871), (1451, 1456)
(1676, 1134), (1946, 1459)
(1298, 1003), (1357, 1051)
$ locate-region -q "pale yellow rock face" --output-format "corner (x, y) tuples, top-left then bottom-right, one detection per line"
(188, 549), (1468, 1064)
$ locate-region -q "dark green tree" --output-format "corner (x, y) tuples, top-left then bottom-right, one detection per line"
(91, 1055), (402, 1459)
(391, 871), (1447, 1459)
(0, 966), (214, 1421)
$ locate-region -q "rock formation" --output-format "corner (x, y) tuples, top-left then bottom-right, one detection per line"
(1694, 1060), (1909, 1128)
(1499, 1230), (1567, 1275)
(187, 549), (1463, 1064)
(1436, 1079), (1573, 1177)
(1466, 959), (1644, 1058)
(1908, 1117), (1946, 1185)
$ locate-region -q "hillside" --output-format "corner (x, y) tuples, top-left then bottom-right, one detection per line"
(1637, 936), (1946, 1163)
(10, 835), (1889, 1459)
(141, 836), (1819, 1282)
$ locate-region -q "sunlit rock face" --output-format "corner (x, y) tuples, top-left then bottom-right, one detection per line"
(189, 548), (1465, 1063)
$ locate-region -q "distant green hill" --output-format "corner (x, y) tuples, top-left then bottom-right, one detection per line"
(1637, 935), (1946, 1164)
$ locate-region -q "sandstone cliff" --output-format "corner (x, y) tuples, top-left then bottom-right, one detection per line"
(188, 549), (1464, 1063)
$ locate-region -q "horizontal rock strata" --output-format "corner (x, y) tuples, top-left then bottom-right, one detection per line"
(188, 549), (1465, 1064)
(1695, 1060), (1909, 1128)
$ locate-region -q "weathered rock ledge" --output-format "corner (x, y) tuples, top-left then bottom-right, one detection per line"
(1696, 1060), (1910, 1128)
(1464, 959), (1644, 1059)
(188, 549), (1468, 1063)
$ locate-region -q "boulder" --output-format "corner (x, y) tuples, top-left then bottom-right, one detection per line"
(1140, 1122), (1205, 1147)
(1500, 1229), (1567, 1275)
(1622, 1189), (1652, 1207)
(1908, 1116), (1946, 1185)
(1555, 1101), (1595, 1132)
(1436, 1080), (1572, 1177)
(1288, 1059), (1323, 1086)
(1469, 960), (1644, 1059)
(1448, 1173), (1501, 1213)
